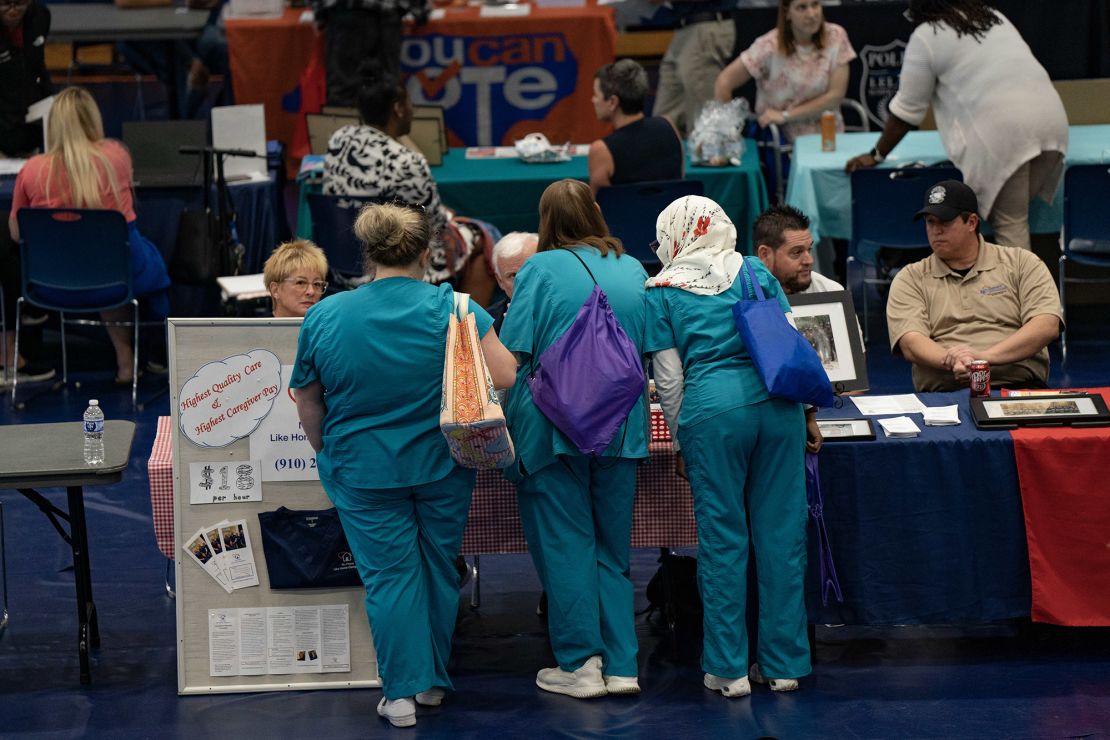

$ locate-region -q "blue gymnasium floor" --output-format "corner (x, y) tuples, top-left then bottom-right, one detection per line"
(1, 307), (1109, 739)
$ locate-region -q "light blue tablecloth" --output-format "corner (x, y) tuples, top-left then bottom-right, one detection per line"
(786, 125), (1110, 242)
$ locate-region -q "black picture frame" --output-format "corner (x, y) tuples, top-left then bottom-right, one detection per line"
(816, 417), (876, 442)
(787, 290), (869, 393)
(970, 393), (1110, 430)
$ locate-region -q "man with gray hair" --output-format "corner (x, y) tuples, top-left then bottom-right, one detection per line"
(489, 231), (539, 329)
(588, 59), (684, 194)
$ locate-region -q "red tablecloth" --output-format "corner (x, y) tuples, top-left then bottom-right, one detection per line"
(226, 3), (615, 168)
(1010, 388), (1110, 626)
(147, 415), (175, 560)
(148, 412), (695, 560)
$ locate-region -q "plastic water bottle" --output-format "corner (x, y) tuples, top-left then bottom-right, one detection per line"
(83, 400), (105, 465)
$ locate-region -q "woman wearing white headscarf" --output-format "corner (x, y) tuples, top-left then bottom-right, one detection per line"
(645, 196), (811, 698)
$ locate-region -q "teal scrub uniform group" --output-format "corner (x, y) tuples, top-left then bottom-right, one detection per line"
(645, 256), (811, 681)
(291, 278), (494, 699)
(500, 246), (649, 677)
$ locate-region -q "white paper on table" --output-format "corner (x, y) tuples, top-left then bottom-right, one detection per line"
(249, 365), (320, 481)
(479, 3), (531, 17)
(211, 104), (268, 180)
(851, 394), (928, 416)
(878, 416), (922, 438)
(464, 144), (589, 159)
(0, 159), (27, 176)
(181, 527), (234, 593)
(922, 405), (961, 426)
(189, 460), (262, 504)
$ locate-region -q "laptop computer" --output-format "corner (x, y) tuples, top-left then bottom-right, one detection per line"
(123, 120), (209, 189)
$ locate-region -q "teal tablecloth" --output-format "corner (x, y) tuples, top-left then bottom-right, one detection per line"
(786, 125), (1110, 243)
(297, 142), (769, 255)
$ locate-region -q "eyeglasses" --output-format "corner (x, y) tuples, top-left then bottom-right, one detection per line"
(282, 277), (328, 292)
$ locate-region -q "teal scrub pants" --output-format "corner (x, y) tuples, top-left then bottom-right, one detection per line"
(516, 455), (639, 677)
(679, 399), (810, 680)
(322, 465), (475, 699)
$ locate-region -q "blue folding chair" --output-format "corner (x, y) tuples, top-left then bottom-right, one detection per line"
(14, 209), (140, 406)
(596, 179), (705, 268)
(848, 166), (963, 340)
(1059, 163), (1110, 359)
(306, 193), (383, 289)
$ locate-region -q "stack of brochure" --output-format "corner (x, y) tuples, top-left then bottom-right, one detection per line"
(182, 519), (260, 593)
(923, 405), (961, 426)
(877, 416), (922, 438)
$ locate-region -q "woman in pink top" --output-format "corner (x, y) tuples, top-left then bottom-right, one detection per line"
(9, 86), (170, 384)
(713, 0), (856, 141)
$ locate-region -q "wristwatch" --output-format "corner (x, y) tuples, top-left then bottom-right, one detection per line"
(869, 146), (885, 163)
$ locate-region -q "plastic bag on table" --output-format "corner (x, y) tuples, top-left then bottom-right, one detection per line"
(688, 99), (750, 167)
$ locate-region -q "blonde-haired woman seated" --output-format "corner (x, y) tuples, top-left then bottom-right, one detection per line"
(263, 239), (329, 318)
(291, 202), (516, 728)
(9, 86), (170, 384)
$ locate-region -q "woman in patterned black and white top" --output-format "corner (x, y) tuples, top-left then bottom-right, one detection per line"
(323, 63), (497, 301)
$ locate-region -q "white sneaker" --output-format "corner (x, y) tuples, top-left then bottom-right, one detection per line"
(377, 696), (416, 727)
(703, 673), (751, 698)
(536, 655), (608, 698)
(749, 663), (799, 692)
(603, 675), (641, 695)
(415, 687), (445, 706)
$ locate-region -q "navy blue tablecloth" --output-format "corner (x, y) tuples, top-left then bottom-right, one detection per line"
(809, 392), (1030, 625)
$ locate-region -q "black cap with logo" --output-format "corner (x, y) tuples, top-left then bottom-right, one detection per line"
(913, 180), (979, 222)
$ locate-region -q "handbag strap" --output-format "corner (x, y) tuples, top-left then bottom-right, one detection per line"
(740, 258), (767, 302)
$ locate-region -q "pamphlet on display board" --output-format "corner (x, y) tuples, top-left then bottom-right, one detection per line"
(183, 518), (260, 590)
(209, 605), (351, 677)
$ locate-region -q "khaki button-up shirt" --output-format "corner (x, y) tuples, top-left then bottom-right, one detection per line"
(887, 237), (1063, 392)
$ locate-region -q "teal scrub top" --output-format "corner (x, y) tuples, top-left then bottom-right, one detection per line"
(645, 257), (791, 429)
(291, 278), (494, 489)
(499, 246), (650, 475)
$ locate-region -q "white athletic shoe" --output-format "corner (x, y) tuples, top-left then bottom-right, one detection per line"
(536, 655), (608, 698)
(749, 663), (800, 692)
(377, 696), (416, 727)
(703, 673), (752, 698)
(603, 675), (641, 695)
(415, 687), (446, 706)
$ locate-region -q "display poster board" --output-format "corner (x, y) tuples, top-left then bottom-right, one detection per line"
(170, 318), (379, 695)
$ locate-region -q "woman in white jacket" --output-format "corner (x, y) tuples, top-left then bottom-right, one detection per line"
(845, 0), (1068, 251)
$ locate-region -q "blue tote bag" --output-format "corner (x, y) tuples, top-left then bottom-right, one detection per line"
(526, 250), (645, 456)
(731, 259), (835, 407)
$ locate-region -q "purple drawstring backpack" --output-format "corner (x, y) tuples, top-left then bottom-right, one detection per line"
(526, 249), (645, 456)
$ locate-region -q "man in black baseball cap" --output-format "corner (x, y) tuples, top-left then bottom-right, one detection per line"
(913, 179), (979, 223)
(884, 179), (1063, 392)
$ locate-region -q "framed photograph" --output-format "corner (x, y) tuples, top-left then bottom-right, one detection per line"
(787, 290), (868, 393)
(970, 393), (1110, 429)
(816, 418), (875, 442)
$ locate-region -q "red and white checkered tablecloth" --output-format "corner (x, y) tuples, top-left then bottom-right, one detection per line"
(148, 412), (696, 560)
(147, 415), (175, 560)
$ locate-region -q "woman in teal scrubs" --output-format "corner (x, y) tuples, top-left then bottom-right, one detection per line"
(645, 196), (813, 697)
(292, 203), (517, 728)
(499, 179), (649, 698)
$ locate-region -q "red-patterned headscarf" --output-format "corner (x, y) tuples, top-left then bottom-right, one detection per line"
(645, 195), (741, 296)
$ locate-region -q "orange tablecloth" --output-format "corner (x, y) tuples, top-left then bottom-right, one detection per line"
(226, 3), (615, 164)
(1010, 388), (1110, 626)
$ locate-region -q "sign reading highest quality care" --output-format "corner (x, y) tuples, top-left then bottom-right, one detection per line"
(180, 349), (283, 448)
